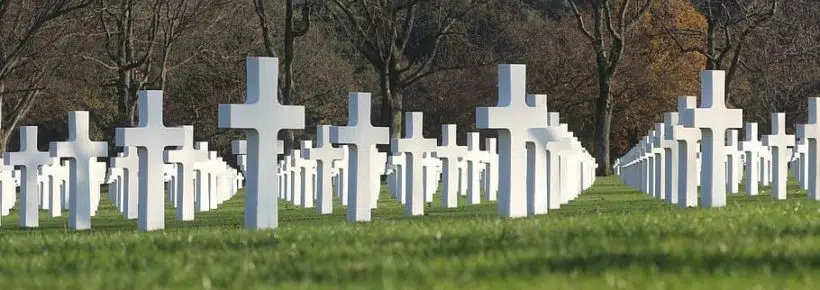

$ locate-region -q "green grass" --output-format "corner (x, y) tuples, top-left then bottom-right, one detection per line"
(2, 177), (820, 289)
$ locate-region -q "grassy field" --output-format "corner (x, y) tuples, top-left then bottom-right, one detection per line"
(1, 176), (820, 289)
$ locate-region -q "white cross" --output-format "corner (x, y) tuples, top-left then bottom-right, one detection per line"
(671, 96), (701, 207)
(218, 57), (305, 229)
(476, 64), (546, 218)
(725, 129), (742, 194)
(483, 137), (499, 202)
(4, 126), (51, 228)
(793, 129), (809, 190)
(660, 113), (679, 204)
(281, 154), (293, 202)
(192, 142), (214, 211)
(544, 113), (574, 209)
(643, 134), (655, 196)
(332, 145), (350, 205)
(111, 147), (139, 219)
(39, 157), (65, 217)
(801, 98), (820, 200)
(436, 124), (467, 208)
(116, 91), (184, 231)
(651, 124), (666, 200)
(526, 111), (571, 212)
(465, 132), (485, 205)
(522, 94), (550, 214)
(289, 149), (306, 206)
(51, 111), (108, 230)
(330, 92), (389, 222)
(762, 113), (794, 200)
(386, 153), (406, 203)
(680, 71), (741, 208)
(741, 122), (764, 196)
(106, 165), (124, 212)
(422, 152), (440, 202)
(294, 142), (317, 208)
(0, 162), (15, 218)
(392, 112), (437, 216)
(164, 125), (209, 221)
(304, 125), (344, 214)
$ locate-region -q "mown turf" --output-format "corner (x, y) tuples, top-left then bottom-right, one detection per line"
(1, 176), (820, 289)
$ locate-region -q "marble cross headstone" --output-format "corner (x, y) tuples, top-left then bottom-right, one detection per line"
(465, 132), (485, 205)
(651, 124), (666, 201)
(671, 96), (701, 208)
(112, 147), (139, 219)
(661, 112), (679, 204)
(386, 153), (406, 203)
(802, 98), (820, 200)
(542, 113), (573, 210)
(218, 57), (305, 229)
(762, 113), (794, 200)
(304, 125), (344, 214)
(725, 129), (742, 194)
(741, 123), (764, 196)
(164, 125), (209, 221)
(680, 71), (742, 208)
(116, 91), (185, 231)
(0, 162), (15, 218)
(392, 112), (437, 216)
(476, 64), (546, 218)
(330, 92), (389, 222)
(436, 124), (467, 208)
(524, 94), (550, 214)
(4, 126), (51, 228)
(484, 137), (499, 202)
(50, 112), (108, 230)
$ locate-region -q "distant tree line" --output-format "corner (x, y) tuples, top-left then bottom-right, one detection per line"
(0, 0), (815, 176)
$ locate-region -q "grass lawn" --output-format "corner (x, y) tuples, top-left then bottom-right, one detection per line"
(1, 176), (820, 289)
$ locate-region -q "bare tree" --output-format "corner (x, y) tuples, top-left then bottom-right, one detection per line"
(88, 0), (222, 127)
(252, 0), (312, 153)
(0, 0), (92, 152)
(156, 0), (224, 90)
(663, 0), (777, 106)
(329, 0), (483, 139)
(87, 0), (162, 127)
(740, 0), (817, 123)
(567, 0), (652, 176)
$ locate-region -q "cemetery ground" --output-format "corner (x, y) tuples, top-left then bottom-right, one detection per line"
(1, 177), (819, 289)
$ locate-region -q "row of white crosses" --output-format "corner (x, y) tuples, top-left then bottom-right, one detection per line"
(477, 64), (596, 217)
(0, 58), (595, 232)
(277, 113), (593, 218)
(0, 93), (243, 231)
(217, 58), (597, 230)
(616, 70), (808, 206)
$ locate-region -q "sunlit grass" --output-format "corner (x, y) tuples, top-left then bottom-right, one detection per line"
(1, 176), (818, 289)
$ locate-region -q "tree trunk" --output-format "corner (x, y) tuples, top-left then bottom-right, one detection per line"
(378, 72), (403, 140)
(390, 90), (403, 140)
(0, 129), (10, 153)
(117, 69), (133, 126)
(281, 0), (298, 154)
(705, 3), (717, 70)
(595, 73), (613, 176)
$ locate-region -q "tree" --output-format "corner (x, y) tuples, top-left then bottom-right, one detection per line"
(0, 0), (92, 152)
(329, 0), (483, 139)
(663, 0), (777, 106)
(88, 0), (223, 127)
(90, 0), (163, 127)
(738, 0), (818, 124)
(567, 0), (652, 176)
(252, 0), (313, 154)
